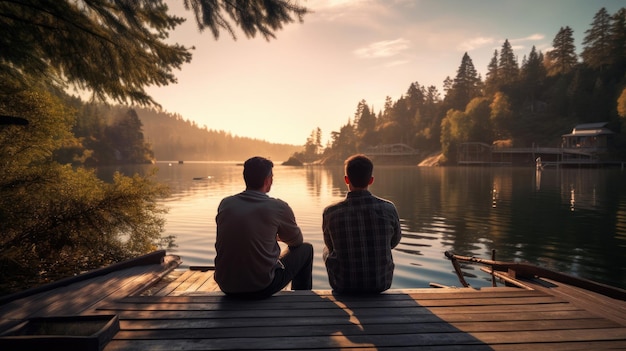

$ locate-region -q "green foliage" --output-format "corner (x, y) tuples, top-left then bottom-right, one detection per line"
(183, 0), (307, 40)
(0, 0), (308, 106)
(327, 121), (358, 162)
(439, 98), (493, 161)
(0, 89), (170, 294)
(289, 128), (323, 163)
(52, 103), (156, 165)
(465, 98), (493, 142)
(546, 26), (578, 76)
(582, 8), (613, 70)
(444, 53), (482, 111)
(485, 50), (499, 95)
(618, 88), (626, 119)
(520, 46), (546, 111)
(608, 9), (626, 69)
(0, 90), (75, 165)
(105, 109), (154, 164)
(0, 0), (190, 106)
(498, 39), (520, 87)
(490, 92), (513, 140)
(440, 109), (465, 164)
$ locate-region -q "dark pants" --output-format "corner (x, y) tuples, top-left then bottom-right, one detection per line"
(228, 242), (313, 299)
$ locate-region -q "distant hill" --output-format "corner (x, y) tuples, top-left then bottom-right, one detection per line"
(133, 107), (302, 162)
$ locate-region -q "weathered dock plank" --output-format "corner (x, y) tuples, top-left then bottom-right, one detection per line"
(519, 276), (626, 326)
(0, 251), (180, 331)
(97, 287), (626, 351)
(3, 258), (626, 351)
(153, 269), (195, 296)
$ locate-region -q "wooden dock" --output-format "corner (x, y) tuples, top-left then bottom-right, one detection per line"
(1, 250), (626, 350)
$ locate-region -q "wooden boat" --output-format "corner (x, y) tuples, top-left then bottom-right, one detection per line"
(444, 250), (626, 300)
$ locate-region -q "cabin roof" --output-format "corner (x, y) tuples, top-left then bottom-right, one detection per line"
(562, 122), (614, 137)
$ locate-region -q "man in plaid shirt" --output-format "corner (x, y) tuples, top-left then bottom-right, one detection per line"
(323, 154), (402, 294)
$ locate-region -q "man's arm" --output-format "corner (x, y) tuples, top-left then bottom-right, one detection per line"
(322, 209), (334, 252)
(390, 205), (402, 249)
(276, 201), (304, 247)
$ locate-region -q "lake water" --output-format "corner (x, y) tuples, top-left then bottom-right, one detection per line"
(110, 162), (626, 290)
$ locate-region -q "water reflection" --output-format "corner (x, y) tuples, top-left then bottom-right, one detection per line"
(102, 163), (626, 290)
(535, 169), (541, 191)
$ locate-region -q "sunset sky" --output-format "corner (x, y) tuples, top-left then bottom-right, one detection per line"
(146, 1), (624, 146)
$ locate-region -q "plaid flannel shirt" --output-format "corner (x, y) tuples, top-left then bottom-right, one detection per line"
(322, 190), (401, 293)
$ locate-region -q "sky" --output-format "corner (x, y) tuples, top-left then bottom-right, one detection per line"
(145, 0), (624, 146)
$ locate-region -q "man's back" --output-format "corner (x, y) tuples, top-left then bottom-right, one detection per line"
(323, 189), (401, 294)
(215, 190), (302, 293)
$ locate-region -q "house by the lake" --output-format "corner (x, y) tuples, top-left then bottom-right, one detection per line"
(458, 122), (618, 166)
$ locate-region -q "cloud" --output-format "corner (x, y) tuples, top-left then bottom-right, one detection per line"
(457, 36), (496, 51)
(509, 34), (547, 53)
(354, 38), (410, 59)
(384, 59), (411, 67)
(456, 33), (547, 55)
(309, 0), (399, 27)
(511, 33), (545, 43)
(313, 0), (365, 8)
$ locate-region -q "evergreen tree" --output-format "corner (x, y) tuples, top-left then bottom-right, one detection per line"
(329, 121), (357, 161)
(376, 96), (401, 145)
(445, 53), (482, 111)
(413, 85), (442, 151)
(546, 26), (578, 76)
(301, 128), (320, 161)
(520, 46), (547, 112)
(485, 50), (499, 94)
(354, 100), (376, 134)
(405, 82), (425, 112)
(582, 7), (613, 70)
(609, 8), (626, 73)
(498, 39), (520, 86)
(443, 76), (453, 96)
(391, 97), (413, 144)
(0, 0), (308, 106)
(105, 109), (154, 164)
(406, 83), (425, 134)
(316, 127), (323, 152)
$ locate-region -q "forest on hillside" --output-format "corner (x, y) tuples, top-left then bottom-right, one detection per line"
(54, 101), (303, 165)
(292, 7), (626, 165)
(132, 106), (302, 162)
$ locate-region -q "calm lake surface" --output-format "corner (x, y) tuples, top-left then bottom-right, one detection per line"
(109, 162), (626, 290)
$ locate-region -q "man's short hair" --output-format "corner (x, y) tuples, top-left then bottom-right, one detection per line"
(345, 154), (373, 188)
(243, 156), (273, 189)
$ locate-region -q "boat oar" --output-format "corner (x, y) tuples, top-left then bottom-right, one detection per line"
(445, 250), (626, 301)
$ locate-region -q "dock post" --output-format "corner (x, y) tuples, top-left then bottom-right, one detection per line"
(491, 249), (496, 287)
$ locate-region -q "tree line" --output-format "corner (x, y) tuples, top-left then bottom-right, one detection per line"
(59, 99), (304, 165)
(296, 7), (626, 164)
(133, 106), (302, 162)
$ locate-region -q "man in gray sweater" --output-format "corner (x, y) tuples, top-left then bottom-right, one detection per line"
(215, 156), (313, 299)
